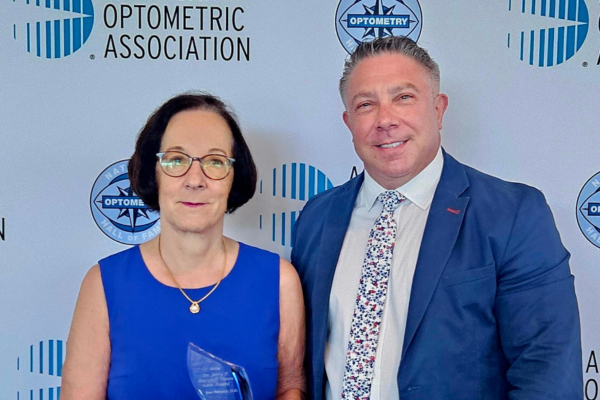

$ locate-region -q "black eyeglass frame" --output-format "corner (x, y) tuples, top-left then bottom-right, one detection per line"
(156, 151), (236, 180)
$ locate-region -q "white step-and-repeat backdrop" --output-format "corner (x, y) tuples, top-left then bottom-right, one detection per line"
(1, 0), (599, 398)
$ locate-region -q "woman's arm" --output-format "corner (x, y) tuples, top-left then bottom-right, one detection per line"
(61, 265), (111, 400)
(276, 259), (307, 400)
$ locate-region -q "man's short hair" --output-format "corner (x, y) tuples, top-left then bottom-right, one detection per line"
(339, 36), (441, 107)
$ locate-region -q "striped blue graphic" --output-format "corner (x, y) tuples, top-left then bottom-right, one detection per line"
(12, 0), (94, 58)
(281, 212), (286, 246)
(259, 163), (334, 247)
(17, 340), (65, 399)
(269, 163), (333, 201)
(291, 211), (297, 245)
(19, 387), (61, 400)
(39, 341), (43, 374)
(507, 0), (589, 66)
(268, 211), (304, 247)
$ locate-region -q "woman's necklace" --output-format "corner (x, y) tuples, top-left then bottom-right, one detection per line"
(158, 235), (227, 314)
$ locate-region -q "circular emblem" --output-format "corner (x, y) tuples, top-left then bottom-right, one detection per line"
(256, 163), (334, 255)
(12, 0), (94, 59)
(505, 0), (589, 67)
(90, 160), (160, 245)
(335, 0), (423, 54)
(576, 171), (600, 249)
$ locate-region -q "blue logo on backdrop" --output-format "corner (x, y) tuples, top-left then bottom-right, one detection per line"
(258, 163), (334, 248)
(12, 0), (94, 58)
(15, 340), (64, 400)
(90, 160), (160, 245)
(335, 0), (422, 54)
(577, 171), (600, 249)
(506, 0), (589, 67)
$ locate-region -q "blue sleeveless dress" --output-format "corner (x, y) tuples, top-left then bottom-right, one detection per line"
(99, 242), (280, 400)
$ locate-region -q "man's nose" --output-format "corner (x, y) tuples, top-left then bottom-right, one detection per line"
(377, 103), (399, 131)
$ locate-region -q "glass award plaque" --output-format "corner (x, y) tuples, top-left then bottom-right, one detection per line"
(187, 342), (254, 400)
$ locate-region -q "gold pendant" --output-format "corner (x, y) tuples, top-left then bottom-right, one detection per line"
(189, 302), (200, 314)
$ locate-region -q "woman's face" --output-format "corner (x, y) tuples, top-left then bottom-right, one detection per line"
(157, 109), (234, 235)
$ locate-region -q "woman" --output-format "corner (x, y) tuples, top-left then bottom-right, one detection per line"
(61, 93), (306, 399)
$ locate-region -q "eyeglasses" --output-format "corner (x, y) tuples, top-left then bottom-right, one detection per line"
(156, 151), (235, 180)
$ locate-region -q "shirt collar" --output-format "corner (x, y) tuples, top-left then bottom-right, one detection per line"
(361, 146), (444, 211)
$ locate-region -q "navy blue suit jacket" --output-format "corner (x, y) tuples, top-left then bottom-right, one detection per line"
(291, 151), (582, 400)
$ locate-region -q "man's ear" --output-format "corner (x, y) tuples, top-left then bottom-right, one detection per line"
(343, 110), (350, 130)
(434, 93), (449, 130)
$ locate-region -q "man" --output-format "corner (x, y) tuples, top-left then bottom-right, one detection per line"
(291, 36), (582, 400)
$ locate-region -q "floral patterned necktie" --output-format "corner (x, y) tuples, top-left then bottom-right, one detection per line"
(341, 190), (405, 400)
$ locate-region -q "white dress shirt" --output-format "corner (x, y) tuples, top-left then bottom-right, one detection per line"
(325, 147), (444, 400)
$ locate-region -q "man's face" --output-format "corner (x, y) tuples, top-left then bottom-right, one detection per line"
(343, 53), (448, 189)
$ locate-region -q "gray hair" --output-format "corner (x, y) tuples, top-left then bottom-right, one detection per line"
(339, 36), (441, 107)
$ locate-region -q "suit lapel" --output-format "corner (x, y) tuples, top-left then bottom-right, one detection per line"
(310, 173), (364, 394)
(401, 152), (470, 357)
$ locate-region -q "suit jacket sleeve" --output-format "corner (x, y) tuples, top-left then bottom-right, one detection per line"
(495, 187), (582, 399)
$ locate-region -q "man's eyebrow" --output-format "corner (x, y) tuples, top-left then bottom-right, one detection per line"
(388, 83), (420, 94)
(349, 84), (421, 104)
(350, 91), (376, 105)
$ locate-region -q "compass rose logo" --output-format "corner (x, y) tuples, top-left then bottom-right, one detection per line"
(90, 160), (160, 245)
(335, 0), (422, 54)
(577, 171), (600, 249)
